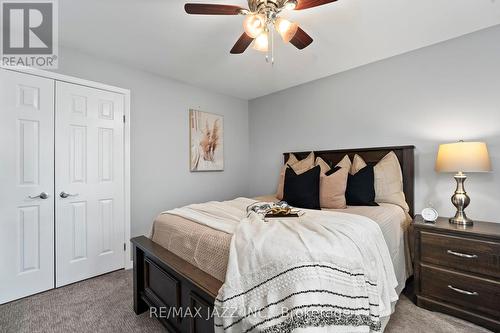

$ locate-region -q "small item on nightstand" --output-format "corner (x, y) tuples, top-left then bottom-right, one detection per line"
(421, 207), (438, 223)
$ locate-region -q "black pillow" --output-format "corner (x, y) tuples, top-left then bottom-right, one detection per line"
(346, 165), (379, 206)
(283, 165), (321, 210)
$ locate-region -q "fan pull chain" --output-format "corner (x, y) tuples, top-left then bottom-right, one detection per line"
(271, 27), (275, 66)
(265, 25), (275, 66)
(265, 26), (270, 64)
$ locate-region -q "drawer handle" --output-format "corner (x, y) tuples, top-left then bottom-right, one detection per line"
(448, 285), (479, 296)
(446, 250), (478, 259)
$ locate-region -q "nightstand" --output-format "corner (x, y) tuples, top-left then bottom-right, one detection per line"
(413, 215), (500, 332)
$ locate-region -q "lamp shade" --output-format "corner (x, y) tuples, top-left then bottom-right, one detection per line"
(435, 141), (492, 173)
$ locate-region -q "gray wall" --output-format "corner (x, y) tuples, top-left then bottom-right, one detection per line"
(53, 25), (500, 228)
(54, 47), (250, 237)
(249, 26), (500, 222)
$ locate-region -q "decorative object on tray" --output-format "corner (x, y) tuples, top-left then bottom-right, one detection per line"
(435, 141), (492, 226)
(190, 109), (224, 171)
(246, 201), (303, 221)
(264, 206), (299, 219)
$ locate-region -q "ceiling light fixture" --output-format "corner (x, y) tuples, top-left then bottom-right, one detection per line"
(184, 0), (337, 63)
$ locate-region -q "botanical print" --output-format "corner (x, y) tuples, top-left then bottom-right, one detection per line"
(190, 109), (224, 171)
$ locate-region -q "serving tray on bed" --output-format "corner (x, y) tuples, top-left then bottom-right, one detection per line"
(264, 212), (299, 218)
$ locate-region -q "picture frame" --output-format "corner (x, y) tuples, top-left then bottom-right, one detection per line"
(189, 109), (224, 172)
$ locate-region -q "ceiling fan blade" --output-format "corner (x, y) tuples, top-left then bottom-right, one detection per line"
(289, 27), (313, 50)
(184, 3), (244, 15)
(295, 0), (337, 10)
(230, 32), (254, 54)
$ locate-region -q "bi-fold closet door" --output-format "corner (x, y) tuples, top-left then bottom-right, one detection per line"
(0, 70), (55, 304)
(0, 69), (125, 304)
(55, 82), (125, 287)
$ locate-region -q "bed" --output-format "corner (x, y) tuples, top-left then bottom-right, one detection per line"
(131, 145), (415, 333)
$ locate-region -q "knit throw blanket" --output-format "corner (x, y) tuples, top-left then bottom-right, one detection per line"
(165, 198), (398, 333)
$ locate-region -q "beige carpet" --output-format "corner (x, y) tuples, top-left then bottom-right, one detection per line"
(0, 270), (492, 333)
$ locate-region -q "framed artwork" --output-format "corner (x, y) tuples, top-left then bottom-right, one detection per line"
(189, 109), (224, 171)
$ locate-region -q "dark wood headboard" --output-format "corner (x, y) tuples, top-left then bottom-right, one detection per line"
(284, 145), (416, 216)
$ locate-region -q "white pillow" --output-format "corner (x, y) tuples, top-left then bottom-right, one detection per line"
(350, 154), (367, 175)
(336, 155), (352, 171)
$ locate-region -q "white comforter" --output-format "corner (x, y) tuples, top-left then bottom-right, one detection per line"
(164, 198), (399, 333)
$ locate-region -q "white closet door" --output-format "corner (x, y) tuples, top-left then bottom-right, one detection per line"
(55, 82), (125, 287)
(0, 69), (55, 304)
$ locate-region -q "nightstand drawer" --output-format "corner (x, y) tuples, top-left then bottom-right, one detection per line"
(421, 264), (500, 318)
(420, 231), (500, 278)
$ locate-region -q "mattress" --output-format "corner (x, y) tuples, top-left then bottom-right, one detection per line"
(151, 195), (411, 294)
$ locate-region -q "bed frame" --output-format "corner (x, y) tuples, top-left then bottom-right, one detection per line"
(131, 145), (415, 332)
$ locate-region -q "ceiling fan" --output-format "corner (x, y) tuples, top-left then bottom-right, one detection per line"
(184, 0), (337, 59)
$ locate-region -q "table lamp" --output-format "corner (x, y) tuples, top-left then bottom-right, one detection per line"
(435, 141), (492, 226)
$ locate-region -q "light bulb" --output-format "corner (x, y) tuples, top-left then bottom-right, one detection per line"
(243, 14), (265, 38)
(284, 0), (297, 10)
(252, 31), (269, 52)
(274, 17), (298, 43)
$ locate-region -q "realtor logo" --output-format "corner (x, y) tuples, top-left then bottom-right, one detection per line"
(1, 0), (58, 68)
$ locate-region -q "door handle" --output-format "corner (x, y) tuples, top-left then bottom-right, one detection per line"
(28, 192), (49, 200)
(60, 191), (79, 198)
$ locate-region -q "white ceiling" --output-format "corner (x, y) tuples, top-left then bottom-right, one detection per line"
(59, 0), (500, 100)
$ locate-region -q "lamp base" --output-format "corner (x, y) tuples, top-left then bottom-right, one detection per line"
(449, 172), (473, 226)
(449, 211), (473, 226)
